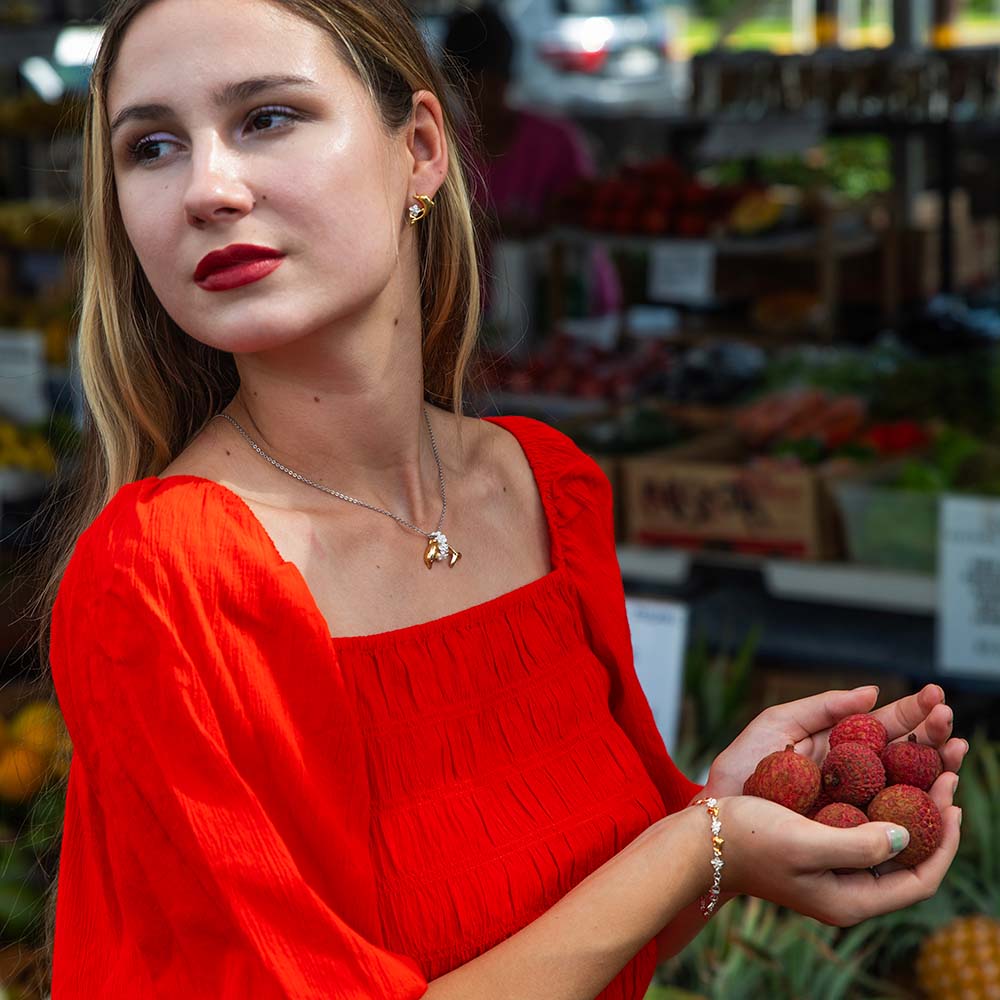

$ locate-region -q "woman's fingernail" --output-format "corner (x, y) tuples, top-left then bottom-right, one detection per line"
(963, 739), (970, 754)
(887, 828), (909, 855)
(958, 809), (963, 828)
(953, 775), (960, 795)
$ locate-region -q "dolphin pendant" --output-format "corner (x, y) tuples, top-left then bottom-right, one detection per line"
(423, 531), (461, 569)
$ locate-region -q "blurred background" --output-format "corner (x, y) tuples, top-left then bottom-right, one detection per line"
(1, 0), (1000, 997)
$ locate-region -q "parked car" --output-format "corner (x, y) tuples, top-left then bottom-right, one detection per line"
(418, 0), (686, 113)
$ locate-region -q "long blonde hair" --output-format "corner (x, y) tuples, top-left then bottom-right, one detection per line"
(28, 0), (484, 983)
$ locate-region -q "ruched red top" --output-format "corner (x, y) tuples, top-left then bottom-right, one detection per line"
(50, 415), (700, 998)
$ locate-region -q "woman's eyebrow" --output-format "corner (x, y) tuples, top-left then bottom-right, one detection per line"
(109, 74), (320, 135)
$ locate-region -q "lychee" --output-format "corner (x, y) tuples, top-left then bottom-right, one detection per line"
(742, 773), (760, 796)
(822, 741), (886, 806)
(881, 734), (943, 792)
(829, 713), (888, 754)
(806, 790), (834, 820)
(814, 803), (869, 828)
(750, 744), (821, 815)
(867, 784), (943, 867)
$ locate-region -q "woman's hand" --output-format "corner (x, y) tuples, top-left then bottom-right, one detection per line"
(698, 683), (969, 802)
(715, 768), (962, 926)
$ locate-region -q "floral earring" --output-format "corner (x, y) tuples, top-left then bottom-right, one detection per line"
(407, 194), (435, 225)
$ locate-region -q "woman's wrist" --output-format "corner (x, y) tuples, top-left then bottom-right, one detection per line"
(654, 804), (719, 907)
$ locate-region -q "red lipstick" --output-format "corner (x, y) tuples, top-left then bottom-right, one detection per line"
(194, 244), (285, 291)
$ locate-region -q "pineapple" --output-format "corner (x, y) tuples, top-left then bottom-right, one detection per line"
(912, 738), (1000, 1000)
(916, 915), (1000, 999)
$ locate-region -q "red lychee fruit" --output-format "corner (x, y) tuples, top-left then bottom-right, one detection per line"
(806, 790), (834, 820)
(822, 741), (886, 806)
(867, 784), (943, 867)
(814, 803), (869, 828)
(743, 773), (760, 796)
(829, 713), (889, 754)
(750, 744), (821, 815)
(881, 734), (943, 792)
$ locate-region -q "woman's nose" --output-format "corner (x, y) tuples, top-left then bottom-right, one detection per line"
(183, 134), (255, 225)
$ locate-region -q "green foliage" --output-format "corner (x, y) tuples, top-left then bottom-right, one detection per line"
(655, 895), (910, 1000)
(707, 138), (892, 200)
(693, 0), (747, 20)
(672, 628), (759, 782)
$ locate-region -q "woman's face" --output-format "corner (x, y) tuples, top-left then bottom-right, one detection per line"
(107, 0), (414, 354)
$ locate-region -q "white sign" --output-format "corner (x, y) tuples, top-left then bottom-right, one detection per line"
(698, 115), (827, 162)
(938, 495), (1000, 677)
(0, 330), (48, 425)
(625, 596), (688, 753)
(648, 240), (716, 307)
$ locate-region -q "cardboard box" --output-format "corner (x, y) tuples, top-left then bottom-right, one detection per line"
(621, 431), (841, 559)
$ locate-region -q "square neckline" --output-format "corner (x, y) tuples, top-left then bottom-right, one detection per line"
(153, 415), (566, 645)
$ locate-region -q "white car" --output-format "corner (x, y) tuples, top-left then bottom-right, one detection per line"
(419, 0), (685, 113)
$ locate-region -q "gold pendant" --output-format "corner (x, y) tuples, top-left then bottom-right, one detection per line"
(423, 531), (461, 569)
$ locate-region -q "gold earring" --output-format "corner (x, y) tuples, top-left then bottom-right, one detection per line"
(407, 194), (435, 225)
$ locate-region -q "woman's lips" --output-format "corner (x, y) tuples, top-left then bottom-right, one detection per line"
(195, 257), (284, 291)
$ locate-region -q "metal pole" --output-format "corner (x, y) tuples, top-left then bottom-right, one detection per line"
(892, 0), (927, 48)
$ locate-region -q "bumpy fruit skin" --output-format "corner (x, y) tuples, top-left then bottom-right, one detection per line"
(916, 915), (1000, 999)
(822, 741), (886, 806)
(806, 790), (833, 819)
(742, 773), (760, 796)
(867, 784), (943, 867)
(829, 713), (889, 753)
(814, 803), (868, 828)
(751, 744), (821, 815)
(881, 733), (943, 792)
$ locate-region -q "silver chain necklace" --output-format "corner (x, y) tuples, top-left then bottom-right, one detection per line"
(215, 408), (461, 570)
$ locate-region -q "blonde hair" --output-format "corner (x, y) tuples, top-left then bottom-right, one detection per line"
(28, 0), (484, 985)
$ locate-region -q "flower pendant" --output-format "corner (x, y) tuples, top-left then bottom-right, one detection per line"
(423, 531), (461, 569)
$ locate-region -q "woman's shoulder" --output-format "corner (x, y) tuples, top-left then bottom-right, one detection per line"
(67, 472), (265, 605)
(482, 414), (610, 492)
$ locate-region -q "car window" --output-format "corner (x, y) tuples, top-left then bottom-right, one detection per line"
(555, 0), (655, 13)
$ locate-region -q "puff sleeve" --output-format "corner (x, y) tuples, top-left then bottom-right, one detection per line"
(509, 417), (703, 816)
(50, 478), (429, 999)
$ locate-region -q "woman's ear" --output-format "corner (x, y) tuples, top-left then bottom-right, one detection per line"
(407, 90), (448, 200)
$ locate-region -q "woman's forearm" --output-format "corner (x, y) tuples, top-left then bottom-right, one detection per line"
(425, 806), (709, 1000)
(655, 893), (736, 963)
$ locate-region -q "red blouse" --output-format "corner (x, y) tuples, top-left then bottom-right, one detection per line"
(50, 415), (700, 998)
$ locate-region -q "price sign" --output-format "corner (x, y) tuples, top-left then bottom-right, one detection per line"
(698, 115), (827, 162)
(648, 240), (716, 307)
(938, 496), (1000, 677)
(625, 596), (688, 754)
(0, 330), (48, 425)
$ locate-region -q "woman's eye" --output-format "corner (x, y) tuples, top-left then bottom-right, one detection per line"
(245, 105), (300, 133)
(126, 135), (175, 166)
(124, 106), (300, 167)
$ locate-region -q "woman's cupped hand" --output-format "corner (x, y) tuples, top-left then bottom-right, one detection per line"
(716, 769), (961, 926)
(698, 683), (968, 802)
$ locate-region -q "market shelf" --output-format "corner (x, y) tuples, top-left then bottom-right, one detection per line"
(616, 545), (937, 616)
(549, 226), (881, 260)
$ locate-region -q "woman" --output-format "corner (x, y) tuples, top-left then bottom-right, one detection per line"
(41, 0), (966, 996)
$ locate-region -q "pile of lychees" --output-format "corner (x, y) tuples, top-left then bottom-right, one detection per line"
(742, 714), (944, 866)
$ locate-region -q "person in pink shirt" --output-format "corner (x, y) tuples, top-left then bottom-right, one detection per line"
(442, 4), (621, 315)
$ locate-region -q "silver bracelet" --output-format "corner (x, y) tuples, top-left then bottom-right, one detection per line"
(693, 797), (724, 918)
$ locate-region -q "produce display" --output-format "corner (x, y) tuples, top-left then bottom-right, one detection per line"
(0, 701), (69, 802)
(551, 158), (752, 239)
(0, 421), (57, 476)
(741, 714), (945, 868)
